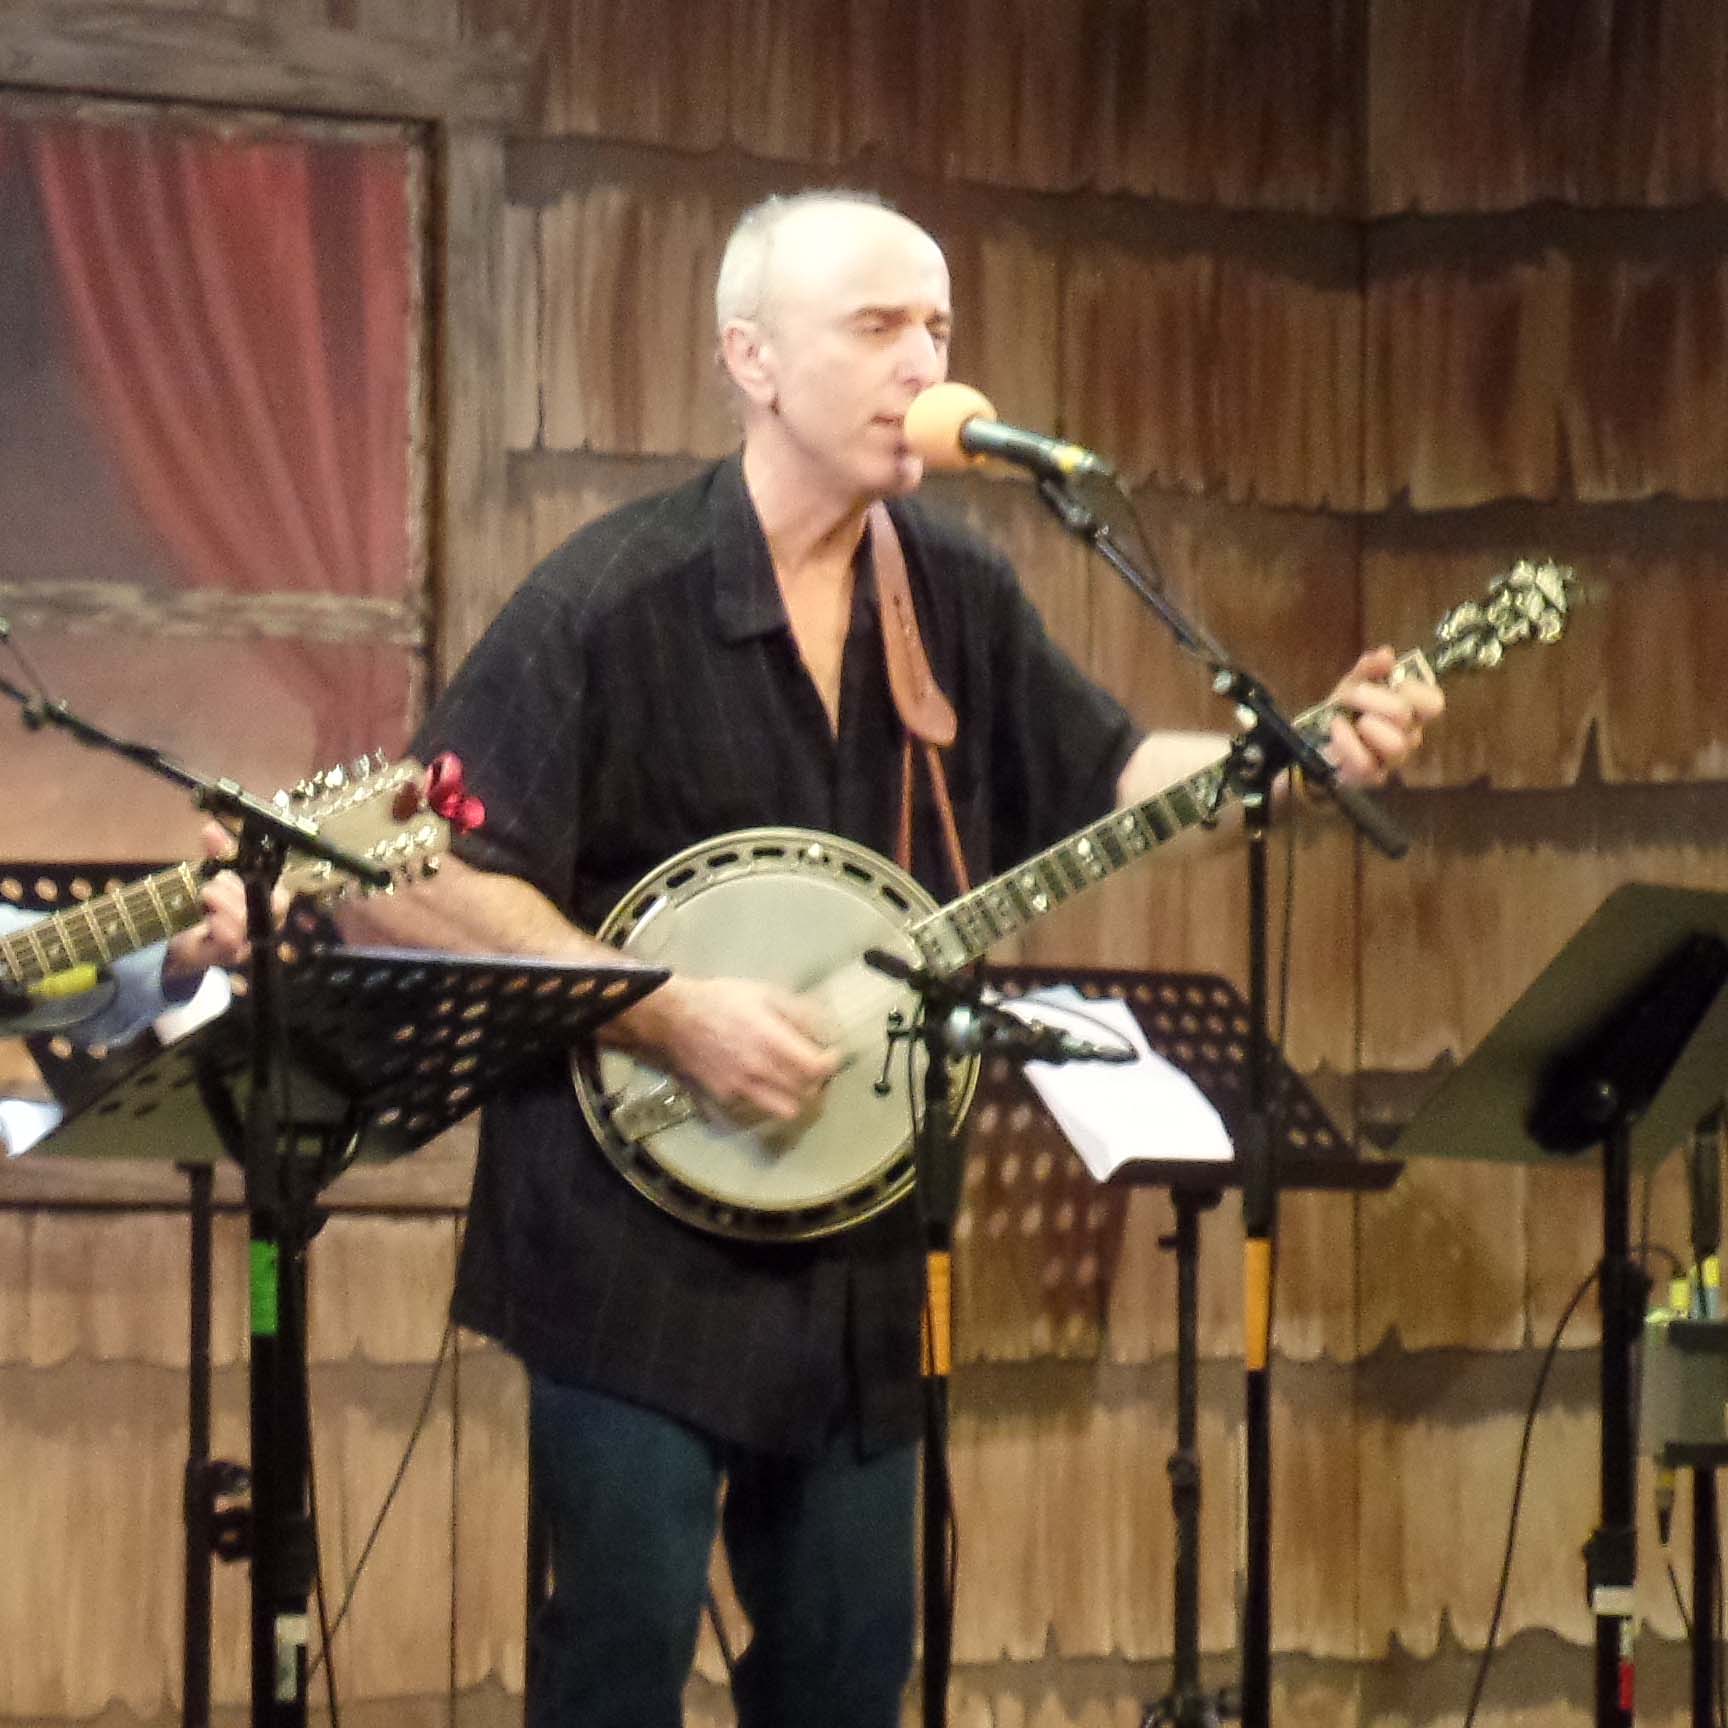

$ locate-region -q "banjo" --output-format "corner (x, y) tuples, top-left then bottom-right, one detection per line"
(573, 562), (1575, 1241)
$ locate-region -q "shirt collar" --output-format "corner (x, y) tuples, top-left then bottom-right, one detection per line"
(707, 452), (882, 644)
(709, 453), (788, 643)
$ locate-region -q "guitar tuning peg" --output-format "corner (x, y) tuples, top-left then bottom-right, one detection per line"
(272, 789), (291, 810)
(351, 757), (372, 781)
(324, 765), (346, 790)
(294, 778), (317, 800)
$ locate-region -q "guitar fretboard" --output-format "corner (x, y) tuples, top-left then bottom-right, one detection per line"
(0, 864), (204, 989)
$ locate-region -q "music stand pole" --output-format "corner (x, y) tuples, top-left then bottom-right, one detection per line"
(1590, 1119), (1640, 1728)
(1692, 1469), (1718, 1728)
(1145, 1185), (1233, 1728)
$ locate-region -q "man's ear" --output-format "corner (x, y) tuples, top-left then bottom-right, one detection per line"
(719, 319), (776, 411)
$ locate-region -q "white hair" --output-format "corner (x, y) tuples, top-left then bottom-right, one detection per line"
(713, 188), (893, 338)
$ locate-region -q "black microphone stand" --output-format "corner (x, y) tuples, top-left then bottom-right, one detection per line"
(916, 1001), (963, 1728)
(864, 953), (1133, 1727)
(2, 668), (390, 1728)
(858, 954), (984, 1728)
(1033, 476), (1409, 1728)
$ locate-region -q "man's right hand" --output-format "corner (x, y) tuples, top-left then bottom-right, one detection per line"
(615, 975), (841, 1124)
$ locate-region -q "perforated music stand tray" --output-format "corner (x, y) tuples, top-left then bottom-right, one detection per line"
(27, 943), (669, 1168)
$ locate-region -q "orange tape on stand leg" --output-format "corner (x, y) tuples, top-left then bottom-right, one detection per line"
(1244, 1238), (1273, 1372)
(923, 1250), (952, 1378)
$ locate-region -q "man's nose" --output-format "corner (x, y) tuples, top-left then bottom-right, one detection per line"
(897, 325), (942, 391)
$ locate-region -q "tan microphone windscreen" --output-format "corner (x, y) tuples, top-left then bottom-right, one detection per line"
(901, 382), (998, 471)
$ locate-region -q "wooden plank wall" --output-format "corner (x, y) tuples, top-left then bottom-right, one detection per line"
(1356, 6), (1728, 1728)
(3, 2), (1726, 1726)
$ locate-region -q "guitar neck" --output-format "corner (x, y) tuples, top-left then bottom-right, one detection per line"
(0, 863), (205, 989)
(911, 651), (1436, 974)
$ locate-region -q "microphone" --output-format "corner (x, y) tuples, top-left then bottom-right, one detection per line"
(902, 383), (1114, 482)
(862, 948), (1135, 1066)
(941, 998), (1136, 1066)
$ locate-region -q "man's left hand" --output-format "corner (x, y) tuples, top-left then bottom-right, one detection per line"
(163, 822), (288, 980)
(1321, 645), (1444, 789)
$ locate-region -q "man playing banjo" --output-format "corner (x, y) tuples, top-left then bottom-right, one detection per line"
(347, 188), (1440, 1728)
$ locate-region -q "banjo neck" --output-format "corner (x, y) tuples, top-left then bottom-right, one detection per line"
(907, 655), (1434, 978)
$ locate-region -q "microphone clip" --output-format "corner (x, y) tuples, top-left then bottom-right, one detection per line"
(862, 949), (1134, 1068)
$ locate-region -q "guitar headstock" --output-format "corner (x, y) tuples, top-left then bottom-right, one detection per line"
(1425, 559), (1576, 680)
(272, 752), (469, 903)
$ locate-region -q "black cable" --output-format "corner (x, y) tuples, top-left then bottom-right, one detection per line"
(308, 1311), (457, 1678)
(295, 1257), (342, 1728)
(1275, 794), (1297, 1054)
(1668, 1551), (1696, 1640)
(1460, 1266), (1598, 1728)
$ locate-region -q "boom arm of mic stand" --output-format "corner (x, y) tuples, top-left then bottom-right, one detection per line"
(2, 677), (391, 890)
(1033, 476), (1411, 862)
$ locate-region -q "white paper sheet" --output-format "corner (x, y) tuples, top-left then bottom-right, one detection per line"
(1004, 986), (1234, 1181)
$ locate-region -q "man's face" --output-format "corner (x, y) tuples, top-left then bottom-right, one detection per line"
(745, 205), (952, 500)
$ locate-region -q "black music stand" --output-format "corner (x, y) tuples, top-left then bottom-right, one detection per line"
(1394, 883), (1728, 1728)
(18, 942), (667, 1728)
(986, 964), (1399, 1728)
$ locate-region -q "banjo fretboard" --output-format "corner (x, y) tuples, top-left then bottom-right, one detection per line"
(909, 668), (1421, 976)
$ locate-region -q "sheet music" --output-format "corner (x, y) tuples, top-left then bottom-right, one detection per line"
(1006, 987), (1234, 1181)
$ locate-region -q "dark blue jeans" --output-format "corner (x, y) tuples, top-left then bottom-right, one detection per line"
(527, 1374), (918, 1728)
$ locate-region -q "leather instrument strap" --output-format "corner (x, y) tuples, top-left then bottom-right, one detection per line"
(867, 502), (972, 896)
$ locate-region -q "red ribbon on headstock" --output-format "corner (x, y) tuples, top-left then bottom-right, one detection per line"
(426, 752), (485, 834)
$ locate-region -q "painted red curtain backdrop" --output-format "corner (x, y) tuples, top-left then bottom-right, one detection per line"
(29, 121), (413, 764)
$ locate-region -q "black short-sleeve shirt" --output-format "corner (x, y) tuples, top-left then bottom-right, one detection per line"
(417, 455), (1139, 1457)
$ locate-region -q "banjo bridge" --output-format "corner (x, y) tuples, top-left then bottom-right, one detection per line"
(607, 1076), (698, 1139)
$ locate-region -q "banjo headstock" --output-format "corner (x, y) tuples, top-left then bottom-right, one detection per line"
(1424, 558), (1576, 681)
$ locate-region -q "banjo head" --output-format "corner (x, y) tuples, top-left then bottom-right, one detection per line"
(574, 827), (979, 1241)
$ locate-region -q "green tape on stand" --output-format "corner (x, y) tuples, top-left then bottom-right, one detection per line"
(250, 1239), (280, 1338)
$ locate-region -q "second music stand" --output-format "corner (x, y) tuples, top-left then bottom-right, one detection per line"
(1395, 882), (1728, 1728)
(985, 963), (1399, 1728)
(21, 941), (667, 1728)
